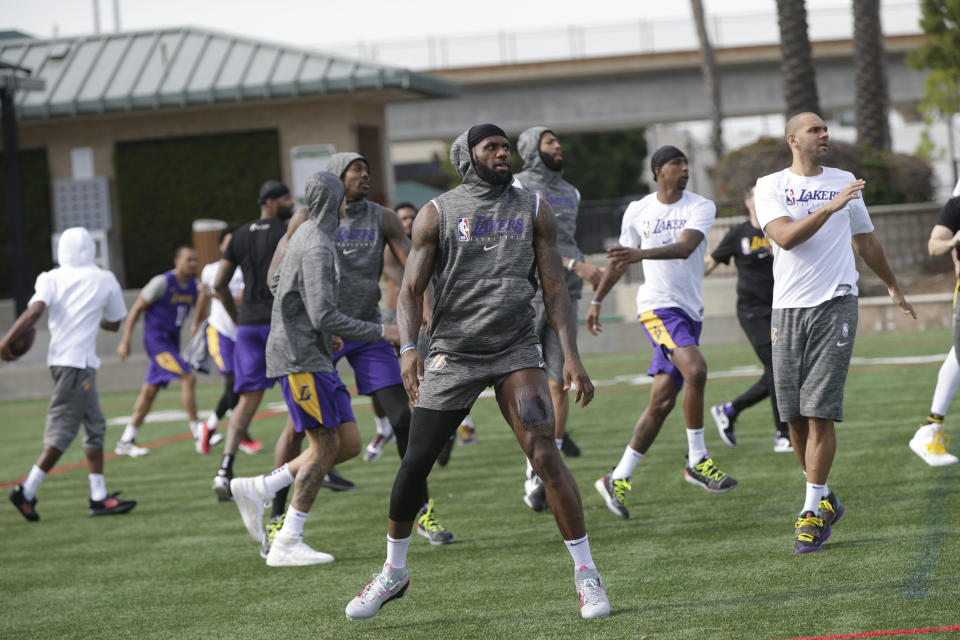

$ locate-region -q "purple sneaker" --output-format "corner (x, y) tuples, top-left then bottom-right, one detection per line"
(818, 491), (843, 542)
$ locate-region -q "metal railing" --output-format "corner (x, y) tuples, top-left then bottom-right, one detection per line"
(321, 2), (920, 70)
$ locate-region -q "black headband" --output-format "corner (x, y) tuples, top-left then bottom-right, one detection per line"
(650, 145), (687, 178)
(258, 180), (290, 204)
(467, 123), (507, 149)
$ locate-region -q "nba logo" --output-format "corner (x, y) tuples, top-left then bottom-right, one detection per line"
(458, 218), (471, 241)
(785, 189), (796, 206)
(841, 323), (849, 338)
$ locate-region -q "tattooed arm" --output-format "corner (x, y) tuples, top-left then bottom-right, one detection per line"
(397, 202), (440, 403)
(534, 199), (595, 407)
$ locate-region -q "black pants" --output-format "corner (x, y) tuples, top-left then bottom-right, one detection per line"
(732, 308), (788, 437)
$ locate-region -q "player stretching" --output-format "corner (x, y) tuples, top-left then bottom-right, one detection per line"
(345, 124), (609, 621)
(115, 246), (200, 455)
(588, 145), (736, 520)
(755, 112), (915, 552)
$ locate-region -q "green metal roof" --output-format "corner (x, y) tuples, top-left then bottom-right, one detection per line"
(0, 27), (458, 119)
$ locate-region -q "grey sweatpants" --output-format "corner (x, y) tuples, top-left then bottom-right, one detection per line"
(44, 366), (107, 451)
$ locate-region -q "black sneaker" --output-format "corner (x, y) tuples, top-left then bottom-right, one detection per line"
(9, 485), (39, 522)
(89, 491), (137, 516)
(794, 510), (824, 553)
(594, 471), (630, 519)
(323, 467), (355, 491)
(684, 455), (738, 493)
(212, 468), (233, 502)
(436, 434), (455, 467)
(818, 491), (844, 542)
(415, 499), (455, 545)
(710, 403), (737, 448)
(560, 432), (581, 457)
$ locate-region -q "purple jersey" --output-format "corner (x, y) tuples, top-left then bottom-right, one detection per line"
(143, 270), (197, 355)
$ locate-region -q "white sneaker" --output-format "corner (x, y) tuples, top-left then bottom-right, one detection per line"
(230, 476), (271, 542)
(364, 433), (395, 462)
(523, 475), (547, 513)
(711, 403), (736, 448)
(266, 533), (335, 567)
(114, 440), (150, 457)
(345, 562), (410, 620)
(575, 565), (611, 619)
(909, 423), (959, 466)
(773, 435), (794, 453)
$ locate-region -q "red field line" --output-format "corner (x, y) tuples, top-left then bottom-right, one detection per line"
(0, 408), (284, 488)
(776, 625), (960, 639)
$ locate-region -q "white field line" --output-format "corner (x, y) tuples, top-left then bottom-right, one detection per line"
(106, 352), (946, 426)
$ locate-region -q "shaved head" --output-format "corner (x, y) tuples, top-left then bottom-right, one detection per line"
(785, 112), (824, 138)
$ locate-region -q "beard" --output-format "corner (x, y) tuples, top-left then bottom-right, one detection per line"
(277, 204), (294, 220)
(540, 151), (562, 171)
(475, 162), (513, 185)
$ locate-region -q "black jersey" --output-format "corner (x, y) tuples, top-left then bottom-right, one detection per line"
(937, 197), (960, 233)
(711, 220), (774, 313)
(223, 217), (287, 325)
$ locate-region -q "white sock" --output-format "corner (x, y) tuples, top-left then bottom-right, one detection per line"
(189, 420), (202, 438)
(88, 473), (107, 501)
(206, 412), (220, 430)
(386, 534), (411, 568)
(564, 534), (596, 569)
(263, 464), (295, 495)
(461, 414), (474, 428)
(375, 415), (393, 438)
(22, 465), (46, 500)
(279, 506), (309, 539)
(555, 438), (563, 450)
(525, 457), (536, 479)
(611, 446), (643, 480)
(686, 428), (708, 464)
(120, 424), (139, 443)
(802, 482), (828, 514)
(930, 347), (960, 417)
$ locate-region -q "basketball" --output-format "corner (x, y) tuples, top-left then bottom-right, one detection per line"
(9, 326), (36, 358)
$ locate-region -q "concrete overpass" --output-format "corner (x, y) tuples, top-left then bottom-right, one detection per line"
(386, 34), (928, 141)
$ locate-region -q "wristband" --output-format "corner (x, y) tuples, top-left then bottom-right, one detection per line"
(398, 343), (417, 357)
(566, 258), (576, 272)
(380, 324), (385, 338)
(590, 300), (602, 307)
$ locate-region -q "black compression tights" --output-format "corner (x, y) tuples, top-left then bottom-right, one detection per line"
(388, 406), (469, 522)
(215, 373), (239, 419)
(372, 385), (430, 508)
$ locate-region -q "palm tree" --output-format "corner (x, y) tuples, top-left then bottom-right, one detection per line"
(775, 0), (820, 117)
(690, 0), (723, 161)
(853, 0), (891, 149)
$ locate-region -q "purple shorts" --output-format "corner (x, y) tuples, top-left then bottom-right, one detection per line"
(206, 325), (235, 375)
(234, 324), (276, 393)
(639, 307), (702, 389)
(145, 340), (190, 387)
(332, 339), (402, 395)
(279, 370), (355, 432)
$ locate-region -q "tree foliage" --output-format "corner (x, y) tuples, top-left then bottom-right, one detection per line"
(907, 0), (960, 117)
(776, 0), (821, 117)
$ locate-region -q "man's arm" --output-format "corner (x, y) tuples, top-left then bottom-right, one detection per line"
(704, 255), (721, 275)
(213, 259), (239, 323)
(606, 228), (705, 264)
(0, 301), (45, 361)
(383, 208), (412, 268)
(534, 200), (595, 407)
(192, 285), (212, 336)
(117, 296), (148, 360)
(928, 225), (960, 257)
(585, 258), (629, 336)
(851, 231), (917, 318)
(763, 180), (865, 250)
(397, 203), (440, 404)
(268, 207), (309, 288)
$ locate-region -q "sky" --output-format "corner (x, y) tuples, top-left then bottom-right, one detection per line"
(1, 0), (919, 52)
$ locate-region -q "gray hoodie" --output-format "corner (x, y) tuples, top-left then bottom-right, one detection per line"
(513, 126), (584, 298)
(265, 172), (382, 378)
(427, 130), (539, 355)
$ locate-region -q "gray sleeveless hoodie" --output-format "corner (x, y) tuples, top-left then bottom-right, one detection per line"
(513, 126), (584, 298)
(428, 130), (540, 355)
(327, 152), (386, 324)
(266, 172), (382, 378)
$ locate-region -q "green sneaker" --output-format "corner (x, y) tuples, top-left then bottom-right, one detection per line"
(415, 499), (455, 545)
(684, 456), (738, 493)
(595, 471), (631, 519)
(260, 514), (284, 559)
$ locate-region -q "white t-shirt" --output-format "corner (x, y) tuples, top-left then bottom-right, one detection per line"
(201, 260), (243, 340)
(29, 265), (127, 369)
(755, 166), (875, 309)
(618, 190), (716, 321)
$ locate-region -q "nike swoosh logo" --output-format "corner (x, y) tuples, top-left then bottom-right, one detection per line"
(836, 341), (848, 347)
(342, 249), (358, 255)
(483, 243), (500, 251)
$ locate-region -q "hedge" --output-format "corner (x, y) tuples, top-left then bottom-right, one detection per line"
(0, 148), (53, 299)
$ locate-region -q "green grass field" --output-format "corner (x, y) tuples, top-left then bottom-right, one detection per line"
(2, 329), (959, 640)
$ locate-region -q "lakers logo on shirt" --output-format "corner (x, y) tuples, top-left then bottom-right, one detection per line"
(428, 354), (447, 371)
(771, 327), (778, 344)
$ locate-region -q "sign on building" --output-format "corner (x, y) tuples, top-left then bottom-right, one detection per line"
(290, 145), (336, 207)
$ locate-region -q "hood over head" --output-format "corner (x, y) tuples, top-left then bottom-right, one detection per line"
(304, 172), (346, 238)
(517, 125), (557, 174)
(327, 152), (366, 181)
(450, 124), (510, 194)
(58, 227), (96, 267)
